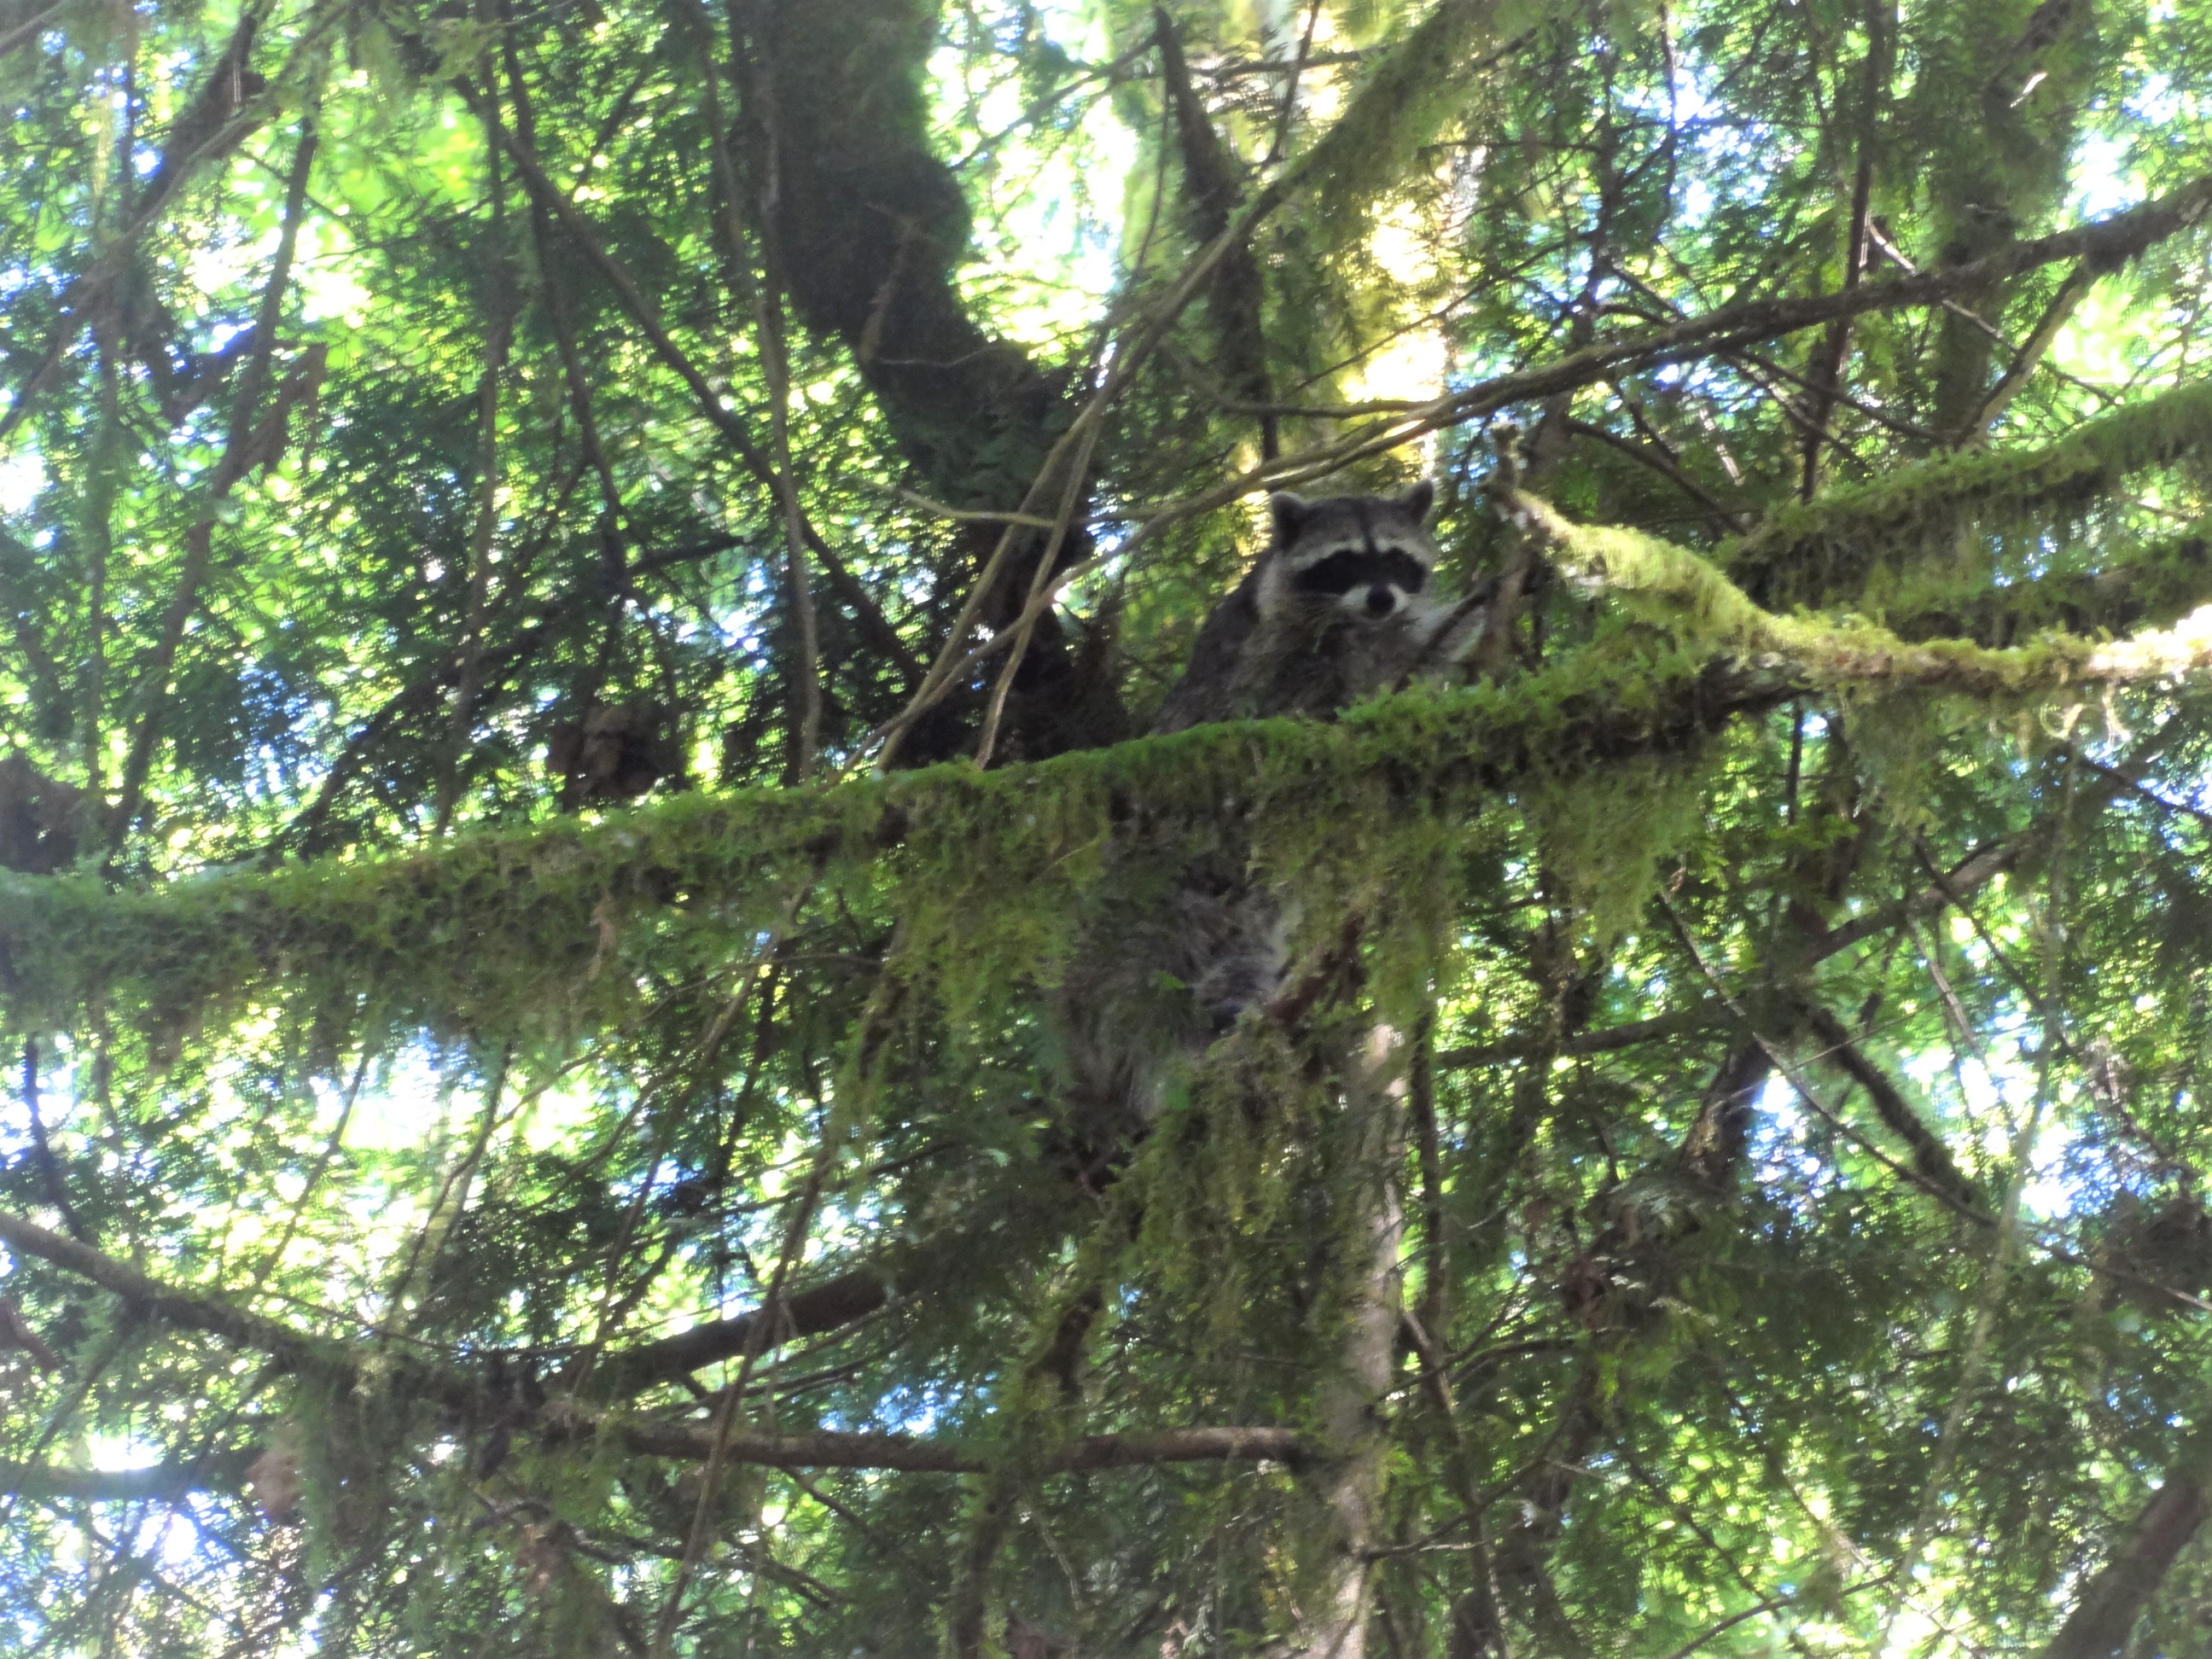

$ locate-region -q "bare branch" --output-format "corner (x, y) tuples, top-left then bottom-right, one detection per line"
(1969, 260), (2097, 438)
(19, 1039), (86, 1243)
(1797, 1001), (1983, 1211)
(1130, 171), (2212, 544)
(0, 3), (63, 62)
(0, 1208), (326, 1371)
(463, 71), (919, 690)
(1436, 1002), (1725, 1068)
(0, 6), (288, 447)
(614, 1418), (1309, 1475)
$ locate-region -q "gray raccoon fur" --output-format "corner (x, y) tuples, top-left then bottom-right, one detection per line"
(1151, 481), (1484, 731)
(1051, 483), (1486, 1161)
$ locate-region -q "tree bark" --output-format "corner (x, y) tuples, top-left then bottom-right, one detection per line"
(1289, 1022), (1412, 1659)
(743, 0), (1117, 760)
(2039, 1427), (2212, 1659)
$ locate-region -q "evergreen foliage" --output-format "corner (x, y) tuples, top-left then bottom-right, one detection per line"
(3, 0), (2212, 1654)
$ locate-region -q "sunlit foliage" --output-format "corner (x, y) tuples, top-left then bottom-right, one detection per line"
(3, 0), (2212, 1654)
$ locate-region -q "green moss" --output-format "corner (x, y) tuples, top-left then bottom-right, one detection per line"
(1725, 381), (2212, 608)
(1509, 488), (2154, 703)
(9, 533), (2197, 1065)
(1868, 516), (2212, 645)
(1523, 751), (1714, 946)
(0, 664), (1522, 1059)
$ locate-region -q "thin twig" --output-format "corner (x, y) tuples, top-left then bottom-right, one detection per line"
(1879, 748), (2079, 1641)
(467, 67), (917, 692)
(1566, 416), (1745, 529)
(731, 8), (824, 777)
(102, 119), (320, 856)
(436, 108), (512, 834)
(20, 1039), (86, 1242)
(246, 1046), (373, 1302)
(1797, 0), (1887, 498)
(869, 215), (1249, 768)
(971, 412), (1103, 767)
(877, 484), (1060, 531)
(1968, 260), (2096, 437)
(1117, 172), (2212, 551)
(496, 8), (633, 699)
(649, 1109), (840, 1655)
(1656, 898), (1995, 1229)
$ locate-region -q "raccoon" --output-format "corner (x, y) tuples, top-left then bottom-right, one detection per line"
(1051, 482), (1486, 1167)
(1151, 481), (1481, 734)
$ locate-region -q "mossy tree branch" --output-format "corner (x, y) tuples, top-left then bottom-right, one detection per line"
(1724, 379), (2212, 610)
(1502, 486), (2212, 701)
(13, 533), (2212, 1055)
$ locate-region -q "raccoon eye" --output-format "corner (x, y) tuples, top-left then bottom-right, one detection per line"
(1293, 562), (1356, 596)
(1292, 548), (1429, 597)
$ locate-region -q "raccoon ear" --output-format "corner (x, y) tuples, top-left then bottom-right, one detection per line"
(1268, 492), (1312, 544)
(1398, 480), (1436, 523)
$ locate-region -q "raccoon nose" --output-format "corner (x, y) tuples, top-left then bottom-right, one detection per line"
(1364, 585), (1396, 616)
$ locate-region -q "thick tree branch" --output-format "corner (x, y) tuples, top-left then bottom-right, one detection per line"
(0, 658), (1846, 1037)
(613, 1419), (1309, 1474)
(2037, 1429), (2212, 1659)
(1796, 1001), (1983, 1210)
(579, 1259), (903, 1399)
(0, 1424), (1304, 1504)
(1502, 486), (2212, 703)
(1294, 1022), (1415, 1658)
(3, 1185), (983, 1430)
(0, 3), (64, 62)
(0, 1449), (259, 1504)
(0, 1208), (326, 1372)
(743, 0), (1066, 512)
(1726, 379), (2212, 612)
(738, 0), (1111, 764)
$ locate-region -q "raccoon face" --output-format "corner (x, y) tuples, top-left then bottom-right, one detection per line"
(1264, 482), (1439, 623)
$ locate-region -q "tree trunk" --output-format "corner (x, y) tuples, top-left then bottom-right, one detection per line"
(744, 0), (1119, 760)
(1291, 1022), (1412, 1659)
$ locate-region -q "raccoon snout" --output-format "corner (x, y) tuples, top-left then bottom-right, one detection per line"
(1364, 585), (1398, 617)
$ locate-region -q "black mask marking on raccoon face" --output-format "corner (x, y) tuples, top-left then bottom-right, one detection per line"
(1268, 486), (1440, 622)
(1290, 547), (1431, 603)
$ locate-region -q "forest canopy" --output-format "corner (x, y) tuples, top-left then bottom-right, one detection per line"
(5, 0), (2212, 1654)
